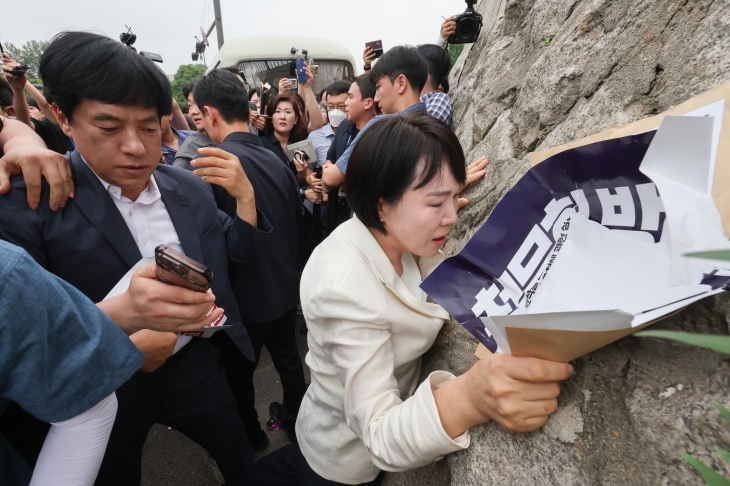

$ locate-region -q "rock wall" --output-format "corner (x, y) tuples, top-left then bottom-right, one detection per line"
(386, 0), (730, 484)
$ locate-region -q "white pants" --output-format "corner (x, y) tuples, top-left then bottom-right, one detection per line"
(29, 393), (117, 486)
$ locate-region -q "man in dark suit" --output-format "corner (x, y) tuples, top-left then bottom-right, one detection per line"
(188, 69), (307, 448)
(0, 32), (271, 484)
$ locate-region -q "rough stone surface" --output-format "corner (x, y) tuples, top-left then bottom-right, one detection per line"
(385, 0), (730, 484)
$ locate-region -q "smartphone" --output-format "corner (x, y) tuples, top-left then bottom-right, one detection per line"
(286, 78), (299, 89)
(155, 245), (213, 292)
(365, 40), (384, 59)
(314, 166), (323, 179)
(312, 64), (320, 75)
(296, 57), (308, 83)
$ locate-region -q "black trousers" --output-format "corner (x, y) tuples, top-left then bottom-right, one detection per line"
(95, 338), (254, 485)
(228, 444), (385, 486)
(214, 308), (307, 436)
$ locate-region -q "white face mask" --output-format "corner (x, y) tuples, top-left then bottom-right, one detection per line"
(328, 109), (347, 128)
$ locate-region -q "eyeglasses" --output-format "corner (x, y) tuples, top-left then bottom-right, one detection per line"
(326, 103), (347, 111)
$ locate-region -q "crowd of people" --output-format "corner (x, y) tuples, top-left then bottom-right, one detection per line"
(0, 15), (574, 486)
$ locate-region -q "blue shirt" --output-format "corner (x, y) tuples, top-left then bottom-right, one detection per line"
(335, 102), (429, 175)
(0, 240), (143, 424)
(307, 124), (335, 170)
(421, 91), (453, 126)
(162, 128), (195, 166)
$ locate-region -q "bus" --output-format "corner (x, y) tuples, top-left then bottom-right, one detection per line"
(206, 35), (357, 96)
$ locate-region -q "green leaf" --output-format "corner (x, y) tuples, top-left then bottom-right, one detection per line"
(715, 447), (730, 467)
(681, 453), (730, 485)
(684, 250), (730, 261)
(635, 331), (730, 355)
(719, 404), (730, 429)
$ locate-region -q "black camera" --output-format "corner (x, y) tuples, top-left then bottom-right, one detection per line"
(448, 0), (483, 45)
(10, 64), (29, 77)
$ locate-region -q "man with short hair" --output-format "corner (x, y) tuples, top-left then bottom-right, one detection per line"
(317, 74), (377, 231)
(417, 44), (453, 126)
(160, 109), (194, 165)
(0, 31), (272, 484)
(304, 80), (352, 228)
(173, 81), (215, 169)
(192, 69), (307, 450)
(322, 45), (429, 192)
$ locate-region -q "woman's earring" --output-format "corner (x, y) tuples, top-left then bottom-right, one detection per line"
(380, 219), (385, 224)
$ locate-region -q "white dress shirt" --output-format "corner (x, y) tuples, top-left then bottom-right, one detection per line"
(86, 161), (191, 351)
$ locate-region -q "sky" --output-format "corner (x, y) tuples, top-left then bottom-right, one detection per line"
(3, 0), (467, 76)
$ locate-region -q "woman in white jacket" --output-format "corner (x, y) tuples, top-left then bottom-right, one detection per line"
(244, 113), (573, 485)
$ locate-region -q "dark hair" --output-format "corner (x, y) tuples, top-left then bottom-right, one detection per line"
(221, 65), (241, 76)
(183, 81), (196, 100)
(318, 88), (327, 102)
(0, 78), (12, 108)
(440, 78), (450, 94)
(193, 69), (249, 124)
(263, 93), (307, 143)
(181, 101), (189, 114)
(353, 73), (376, 101)
(417, 44), (450, 90)
(248, 87), (261, 100)
(26, 97), (40, 110)
(39, 31), (172, 122)
(326, 80), (351, 98)
(369, 45), (428, 94)
(345, 112), (466, 235)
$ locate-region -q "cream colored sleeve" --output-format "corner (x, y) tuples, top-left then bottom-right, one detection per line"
(310, 286), (469, 472)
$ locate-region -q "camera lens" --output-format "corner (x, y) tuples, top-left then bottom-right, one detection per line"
(456, 18), (478, 41)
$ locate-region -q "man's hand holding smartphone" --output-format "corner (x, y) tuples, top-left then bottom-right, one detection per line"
(192, 147), (258, 227)
(98, 263), (223, 335)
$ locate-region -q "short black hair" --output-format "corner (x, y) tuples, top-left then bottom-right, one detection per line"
(318, 88), (327, 102)
(417, 44), (450, 90)
(26, 97), (40, 110)
(183, 81), (197, 100)
(193, 69), (250, 124)
(39, 31), (172, 122)
(353, 73), (376, 101)
(326, 80), (351, 98)
(440, 78), (450, 94)
(248, 87), (260, 99)
(369, 45), (428, 94)
(345, 112), (466, 235)
(0, 78), (12, 108)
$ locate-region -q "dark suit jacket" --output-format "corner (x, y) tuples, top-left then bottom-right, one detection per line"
(0, 151), (273, 361)
(211, 132), (301, 323)
(326, 119), (358, 163)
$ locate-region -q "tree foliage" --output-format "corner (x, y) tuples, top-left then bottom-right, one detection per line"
(447, 43), (464, 74)
(171, 64), (207, 105)
(4, 40), (50, 79)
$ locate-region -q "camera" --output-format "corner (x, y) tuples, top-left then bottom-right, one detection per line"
(448, 0), (483, 45)
(120, 25), (164, 63)
(10, 64), (29, 77)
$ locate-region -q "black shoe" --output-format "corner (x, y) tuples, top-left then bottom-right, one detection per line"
(267, 402), (298, 445)
(248, 427), (269, 453)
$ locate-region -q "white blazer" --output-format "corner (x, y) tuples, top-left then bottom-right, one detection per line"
(296, 217), (469, 484)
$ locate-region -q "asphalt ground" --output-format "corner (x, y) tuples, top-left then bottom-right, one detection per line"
(140, 315), (311, 486)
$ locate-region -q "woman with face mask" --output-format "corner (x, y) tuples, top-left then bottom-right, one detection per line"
(259, 93), (309, 183)
(235, 113), (573, 486)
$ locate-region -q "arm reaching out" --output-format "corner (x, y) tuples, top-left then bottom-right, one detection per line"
(0, 117), (74, 210)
